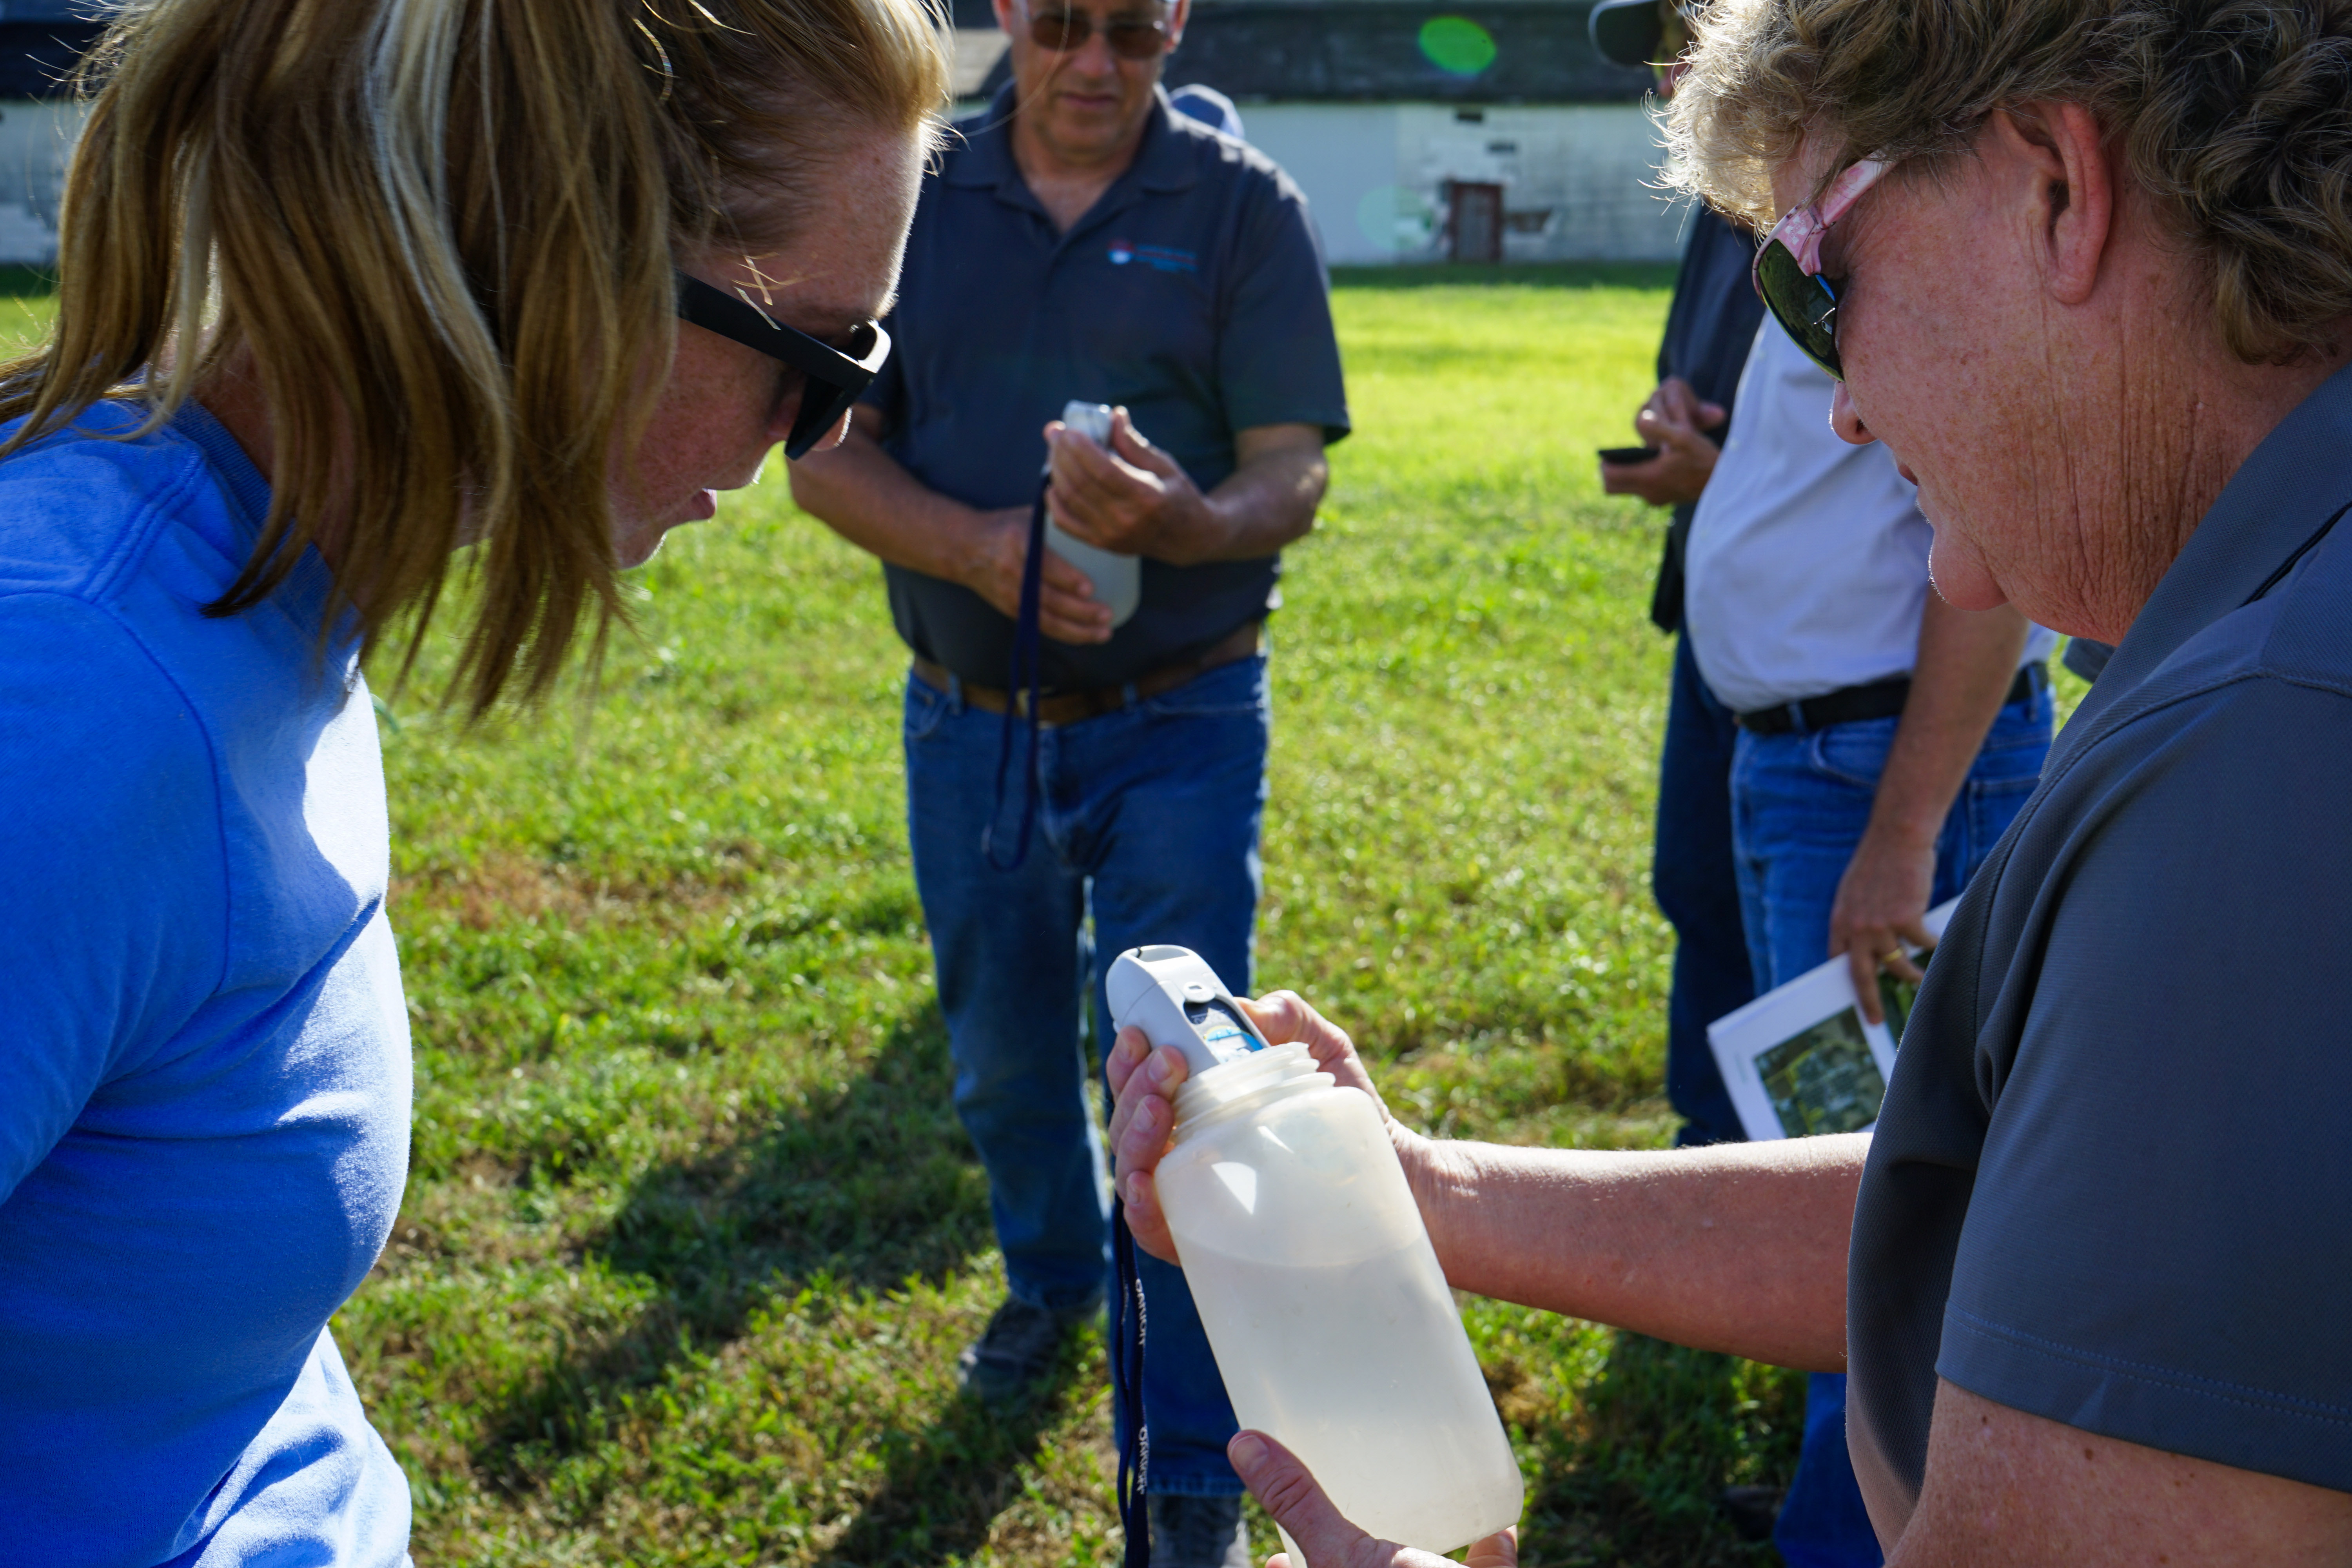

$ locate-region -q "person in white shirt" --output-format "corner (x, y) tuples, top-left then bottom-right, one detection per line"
(1679, 313), (2056, 1567)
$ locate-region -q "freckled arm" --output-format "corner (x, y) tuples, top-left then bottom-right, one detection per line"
(1412, 1133), (1865, 1373)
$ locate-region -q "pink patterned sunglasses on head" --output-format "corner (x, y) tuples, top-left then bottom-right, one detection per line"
(1751, 155), (1891, 379)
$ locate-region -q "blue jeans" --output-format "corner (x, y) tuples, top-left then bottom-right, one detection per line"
(904, 654), (1269, 1497)
(1651, 634), (1755, 1148)
(1730, 683), (2054, 1568)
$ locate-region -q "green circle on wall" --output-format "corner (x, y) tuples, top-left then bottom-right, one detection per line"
(1418, 15), (1497, 76)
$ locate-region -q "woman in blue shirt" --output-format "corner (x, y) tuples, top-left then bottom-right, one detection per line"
(0, 2), (943, 1563)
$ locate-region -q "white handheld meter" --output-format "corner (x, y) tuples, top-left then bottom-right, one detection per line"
(1106, 945), (1272, 1076)
(1059, 399), (1116, 446)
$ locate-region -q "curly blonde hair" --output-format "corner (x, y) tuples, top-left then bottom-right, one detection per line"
(10, 0), (947, 715)
(1665, 0), (2352, 364)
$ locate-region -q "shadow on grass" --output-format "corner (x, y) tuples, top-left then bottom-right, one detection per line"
(1329, 260), (1680, 292)
(1518, 1332), (1803, 1568)
(817, 1344), (1101, 1568)
(477, 1001), (996, 1479)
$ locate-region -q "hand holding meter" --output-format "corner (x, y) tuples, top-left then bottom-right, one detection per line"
(1105, 945), (1271, 1076)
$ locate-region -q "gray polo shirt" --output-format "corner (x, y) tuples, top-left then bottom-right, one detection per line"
(1847, 360), (2352, 1532)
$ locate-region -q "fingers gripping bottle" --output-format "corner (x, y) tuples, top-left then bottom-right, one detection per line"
(1045, 399), (1142, 627)
(1107, 946), (1523, 1564)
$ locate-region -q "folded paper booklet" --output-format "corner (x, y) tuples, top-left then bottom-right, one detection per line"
(1706, 899), (1960, 1142)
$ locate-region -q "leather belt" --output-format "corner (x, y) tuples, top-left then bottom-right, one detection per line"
(1735, 661), (2047, 737)
(912, 621), (1264, 728)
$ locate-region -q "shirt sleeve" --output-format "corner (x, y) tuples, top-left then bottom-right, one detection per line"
(0, 593), (225, 1201)
(1216, 165), (1350, 445)
(1937, 674), (2352, 1492)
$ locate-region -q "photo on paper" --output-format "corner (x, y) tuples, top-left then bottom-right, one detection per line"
(1706, 898), (1958, 1142)
(1755, 1005), (1886, 1138)
(1877, 971), (1921, 1044)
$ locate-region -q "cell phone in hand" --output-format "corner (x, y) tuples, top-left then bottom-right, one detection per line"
(1597, 445), (1660, 465)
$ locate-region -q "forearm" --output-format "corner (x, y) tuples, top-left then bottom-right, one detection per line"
(787, 417), (994, 584)
(1868, 598), (2033, 847)
(1180, 442), (1328, 563)
(1412, 1133), (1866, 1372)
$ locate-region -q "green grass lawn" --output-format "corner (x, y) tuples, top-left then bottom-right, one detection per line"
(0, 267), (62, 354)
(20, 264), (2085, 1564)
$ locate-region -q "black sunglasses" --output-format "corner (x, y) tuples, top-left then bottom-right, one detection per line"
(673, 271), (891, 459)
(1752, 243), (1843, 379)
(1025, 6), (1170, 58)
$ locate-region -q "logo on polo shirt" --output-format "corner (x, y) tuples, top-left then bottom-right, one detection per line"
(1106, 238), (1198, 273)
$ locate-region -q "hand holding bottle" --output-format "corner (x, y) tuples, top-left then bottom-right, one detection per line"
(1105, 988), (1428, 1266)
(1108, 983), (1524, 1559)
(1227, 1430), (1519, 1568)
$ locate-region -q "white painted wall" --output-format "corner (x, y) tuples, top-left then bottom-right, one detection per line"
(0, 89), (1684, 271)
(946, 28), (1011, 100)
(1237, 101), (1693, 265)
(0, 97), (87, 265)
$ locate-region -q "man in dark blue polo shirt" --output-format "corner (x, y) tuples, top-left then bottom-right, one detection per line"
(790, 0), (1346, 1559)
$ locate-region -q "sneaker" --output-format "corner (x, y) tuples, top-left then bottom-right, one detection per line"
(1146, 1492), (1252, 1568)
(956, 1294), (1095, 1405)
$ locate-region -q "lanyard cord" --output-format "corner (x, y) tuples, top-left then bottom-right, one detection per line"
(984, 473), (1147, 1560)
(1112, 1195), (1152, 1567)
(982, 474), (1051, 873)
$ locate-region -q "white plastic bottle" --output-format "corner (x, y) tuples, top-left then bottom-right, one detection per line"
(1109, 947), (1522, 1563)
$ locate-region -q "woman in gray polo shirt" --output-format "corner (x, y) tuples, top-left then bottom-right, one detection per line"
(1105, 1), (2352, 1561)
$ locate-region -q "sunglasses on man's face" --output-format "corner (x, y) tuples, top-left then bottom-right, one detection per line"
(1024, 5), (1170, 58)
(673, 271), (891, 459)
(1751, 156), (1889, 381)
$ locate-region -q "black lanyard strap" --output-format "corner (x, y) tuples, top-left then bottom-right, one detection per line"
(982, 475), (1052, 872)
(1112, 1197), (1151, 1566)
(983, 475), (1149, 1561)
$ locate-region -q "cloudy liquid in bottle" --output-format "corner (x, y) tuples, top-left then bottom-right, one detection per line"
(1155, 1044), (1522, 1562)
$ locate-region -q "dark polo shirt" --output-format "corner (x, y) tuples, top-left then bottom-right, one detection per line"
(1848, 360), (2352, 1534)
(863, 87), (1350, 691)
(1648, 205), (1765, 632)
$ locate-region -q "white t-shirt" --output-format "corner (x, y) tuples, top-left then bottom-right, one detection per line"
(1684, 317), (2054, 714)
